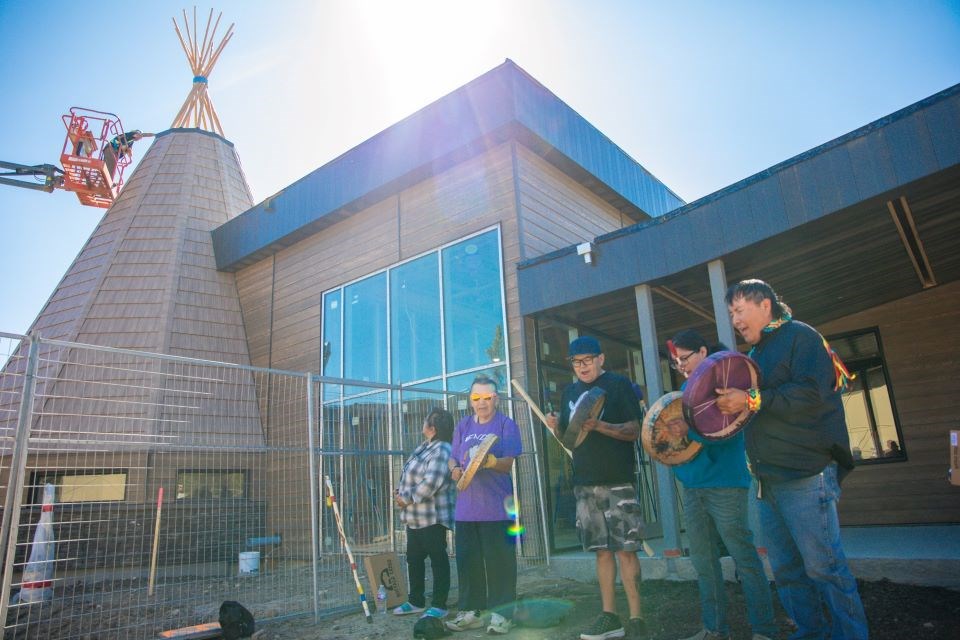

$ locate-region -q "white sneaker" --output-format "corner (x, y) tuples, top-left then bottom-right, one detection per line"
(446, 610), (485, 631)
(487, 612), (513, 635)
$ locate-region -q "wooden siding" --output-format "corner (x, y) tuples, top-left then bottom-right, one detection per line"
(820, 280), (960, 525)
(515, 144), (628, 260)
(268, 196), (401, 375)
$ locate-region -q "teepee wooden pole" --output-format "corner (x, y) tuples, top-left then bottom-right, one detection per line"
(171, 8), (232, 136)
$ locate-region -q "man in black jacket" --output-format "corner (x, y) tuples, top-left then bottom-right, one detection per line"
(716, 279), (867, 640)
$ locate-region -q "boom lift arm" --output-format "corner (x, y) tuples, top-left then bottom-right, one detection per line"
(0, 161), (64, 193)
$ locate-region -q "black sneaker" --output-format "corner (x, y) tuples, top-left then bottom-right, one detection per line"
(625, 617), (648, 639)
(580, 612), (625, 640)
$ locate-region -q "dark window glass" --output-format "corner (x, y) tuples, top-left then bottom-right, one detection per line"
(391, 254), (441, 383)
(176, 470), (246, 499)
(442, 231), (505, 372)
(829, 328), (905, 463)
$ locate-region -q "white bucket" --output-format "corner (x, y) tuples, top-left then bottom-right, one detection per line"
(239, 551), (260, 576)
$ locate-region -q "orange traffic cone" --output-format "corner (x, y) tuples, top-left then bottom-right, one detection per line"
(11, 483), (56, 604)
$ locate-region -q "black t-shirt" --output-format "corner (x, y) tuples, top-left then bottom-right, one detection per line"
(559, 370), (642, 486)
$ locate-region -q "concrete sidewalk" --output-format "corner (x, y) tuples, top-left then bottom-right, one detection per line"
(546, 524), (960, 590)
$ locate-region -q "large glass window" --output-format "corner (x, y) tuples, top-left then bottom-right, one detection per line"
(442, 232), (505, 372)
(829, 328), (905, 463)
(322, 290), (342, 377)
(321, 228), (507, 396)
(344, 273), (388, 384)
(391, 254), (442, 383)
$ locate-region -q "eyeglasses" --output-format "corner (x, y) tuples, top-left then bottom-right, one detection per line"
(569, 355), (597, 368)
(670, 351), (699, 371)
(470, 393), (496, 402)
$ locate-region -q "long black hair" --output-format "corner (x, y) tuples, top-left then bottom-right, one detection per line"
(725, 279), (792, 319)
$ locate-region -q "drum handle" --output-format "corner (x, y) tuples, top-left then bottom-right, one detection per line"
(510, 379), (572, 459)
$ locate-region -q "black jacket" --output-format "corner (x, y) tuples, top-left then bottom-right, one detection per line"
(746, 320), (854, 484)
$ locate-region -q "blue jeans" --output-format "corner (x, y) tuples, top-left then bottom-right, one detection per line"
(683, 485), (777, 637)
(758, 464), (868, 640)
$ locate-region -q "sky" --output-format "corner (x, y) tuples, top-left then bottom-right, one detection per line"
(1, 0), (958, 335)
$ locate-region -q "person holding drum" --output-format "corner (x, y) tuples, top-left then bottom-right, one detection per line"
(668, 329), (777, 640)
(717, 279), (867, 640)
(546, 336), (648, 640)
(446, 375), (522, 635)
(393, 407), (457, 619)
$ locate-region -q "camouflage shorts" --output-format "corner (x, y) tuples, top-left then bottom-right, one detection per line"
(574, 484), (646, 552)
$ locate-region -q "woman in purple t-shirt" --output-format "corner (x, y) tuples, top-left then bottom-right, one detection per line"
(445, 375), (523, 635)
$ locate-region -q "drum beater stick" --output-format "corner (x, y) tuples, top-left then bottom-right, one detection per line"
(510, 379), (572, 458)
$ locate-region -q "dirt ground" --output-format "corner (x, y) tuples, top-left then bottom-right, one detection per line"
(256, 570), (960, 640)
(4, 568), (958, 639)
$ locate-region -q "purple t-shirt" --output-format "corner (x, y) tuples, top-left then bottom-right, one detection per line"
(451, 411), (523, 522)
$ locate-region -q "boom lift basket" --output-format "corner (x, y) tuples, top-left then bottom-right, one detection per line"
(60, 107), (128, 208)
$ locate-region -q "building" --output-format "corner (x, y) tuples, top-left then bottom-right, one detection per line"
(211, 59), (960, 549)
(9, 59), (959, 556)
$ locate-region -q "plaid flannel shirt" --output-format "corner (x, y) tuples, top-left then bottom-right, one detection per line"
(397, 439), (456, 530)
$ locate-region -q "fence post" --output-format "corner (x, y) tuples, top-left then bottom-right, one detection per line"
(306, 373), (320, 622)
(524, 402), (551, 566)
(0, 334), (42, 622)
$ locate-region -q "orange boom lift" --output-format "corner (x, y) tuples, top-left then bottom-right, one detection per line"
(1, 107), (151, 209)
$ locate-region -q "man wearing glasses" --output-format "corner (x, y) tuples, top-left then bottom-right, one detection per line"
(547, 337), (648, 640)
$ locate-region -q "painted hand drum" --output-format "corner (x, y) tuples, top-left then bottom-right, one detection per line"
(641, 391), (701, 465)
(457, 435), (498, 491)
(682, 351), (761, 441)
(562, 387), (606, 450)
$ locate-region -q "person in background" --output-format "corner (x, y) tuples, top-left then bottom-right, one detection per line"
(669, 329), (777, 640)
(717, 279), (867, 640)
(393, 407), (456, 619)
(446, 375), (522, 636)
(103, 130), (144, 177)
(547, 336), (649, 640)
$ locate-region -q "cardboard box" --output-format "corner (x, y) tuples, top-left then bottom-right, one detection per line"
(950, 430), (960, 487)
(364, 552), (407, 609)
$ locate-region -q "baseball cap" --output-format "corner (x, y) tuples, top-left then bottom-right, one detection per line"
(568, 336), (602, 357)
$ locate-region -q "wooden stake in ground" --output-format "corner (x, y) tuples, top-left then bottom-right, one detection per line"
(148, 487), (164, 596)
(171, 7), (234, 135)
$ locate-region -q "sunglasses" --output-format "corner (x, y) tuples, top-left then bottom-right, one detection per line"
(470, 393), (496, 401)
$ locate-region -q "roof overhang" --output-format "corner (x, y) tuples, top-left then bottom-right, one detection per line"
(211, 60), (684, 271)
(517, 83), (960, 341)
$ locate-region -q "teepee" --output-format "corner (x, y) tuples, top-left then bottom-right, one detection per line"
(0, 9), (262, 450)
(170, 7), (234, 135)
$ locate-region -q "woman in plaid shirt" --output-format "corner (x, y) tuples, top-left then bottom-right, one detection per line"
(393, 408), (457, 618)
